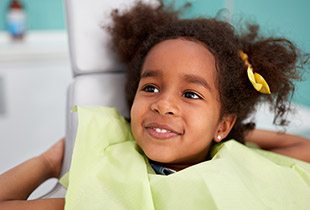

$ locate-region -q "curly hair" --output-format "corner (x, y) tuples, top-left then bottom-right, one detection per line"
(107, 0), (307, 142)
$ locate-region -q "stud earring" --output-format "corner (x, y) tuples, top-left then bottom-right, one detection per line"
(217, 135), (221, 141)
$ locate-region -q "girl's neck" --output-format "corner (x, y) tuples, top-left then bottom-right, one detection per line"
(149, 160), (186, 172)
(148, 147), (213, 172)
(149, 160), (201, 172)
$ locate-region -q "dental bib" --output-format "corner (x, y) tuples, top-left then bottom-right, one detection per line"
(63, 106), (310, 210)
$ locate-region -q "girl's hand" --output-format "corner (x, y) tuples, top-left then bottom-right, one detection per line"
(40, 138), (65, 178)
(246, 129), (310, 162)
(0, 138), (66, 209)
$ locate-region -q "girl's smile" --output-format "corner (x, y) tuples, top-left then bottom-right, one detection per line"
(144, 121), (183, 140)
(130, 38), (236, 170)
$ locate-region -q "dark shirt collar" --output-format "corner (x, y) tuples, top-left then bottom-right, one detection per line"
(150, 162), (176, 175)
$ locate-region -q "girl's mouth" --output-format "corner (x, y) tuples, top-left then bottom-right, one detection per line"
(154, 128), (171, 133)
(144, 123), (183, 140)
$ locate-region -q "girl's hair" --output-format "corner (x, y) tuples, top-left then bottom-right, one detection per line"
(108, 0), (307, 142)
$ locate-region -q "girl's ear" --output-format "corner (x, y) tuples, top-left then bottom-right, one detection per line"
(214, 114), (237, 142)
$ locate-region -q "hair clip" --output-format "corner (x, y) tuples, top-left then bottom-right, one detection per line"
(239, 51), (271, 94)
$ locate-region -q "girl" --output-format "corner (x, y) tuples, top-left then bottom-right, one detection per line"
(0, 1), (309, 209)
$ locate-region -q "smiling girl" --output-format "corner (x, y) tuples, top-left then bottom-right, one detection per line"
(0, 1), (310, 209)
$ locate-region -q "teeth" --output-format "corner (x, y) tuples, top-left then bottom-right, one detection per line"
(154, 128), (170, 133)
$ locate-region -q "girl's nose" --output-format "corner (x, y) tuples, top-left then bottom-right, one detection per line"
(150, 95), (179, 116)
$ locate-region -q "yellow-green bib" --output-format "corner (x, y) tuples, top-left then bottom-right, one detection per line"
(63, 106), (310, 210)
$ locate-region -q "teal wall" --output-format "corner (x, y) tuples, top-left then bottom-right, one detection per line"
(0, 0), (65, 30)
(0, 0), (309, 106)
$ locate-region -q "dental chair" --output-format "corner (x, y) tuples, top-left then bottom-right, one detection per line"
(43, 0), (143, 198)
(44, 0), (310, 199)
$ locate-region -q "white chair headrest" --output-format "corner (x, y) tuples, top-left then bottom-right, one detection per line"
(65, 0), (157, 76)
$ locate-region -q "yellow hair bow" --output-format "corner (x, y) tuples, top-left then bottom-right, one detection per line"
(239, 51), (271, 94)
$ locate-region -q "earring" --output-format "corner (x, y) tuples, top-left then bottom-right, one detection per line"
(217, 135), (221, 141)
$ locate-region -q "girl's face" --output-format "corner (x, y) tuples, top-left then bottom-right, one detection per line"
(130, 39), (235, 170)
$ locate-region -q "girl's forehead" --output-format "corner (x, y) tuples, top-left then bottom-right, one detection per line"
(142, 38), (217, 77)
(146, 38), (214, 58)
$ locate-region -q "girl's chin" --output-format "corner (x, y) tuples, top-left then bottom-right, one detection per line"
(145, 152), (176, 164)
(148, 155), (171, 163)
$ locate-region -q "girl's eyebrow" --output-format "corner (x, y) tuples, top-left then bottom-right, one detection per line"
(140, 69), (162, 78)
(141, 70), (211, 91)
(183, 74), (211, 91)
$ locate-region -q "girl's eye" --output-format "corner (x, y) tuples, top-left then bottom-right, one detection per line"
(142, 85), (159, 93)
(183, 91), (202, 99)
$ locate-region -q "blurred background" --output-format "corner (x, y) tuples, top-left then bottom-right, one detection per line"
(0, 0), (309, 198)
